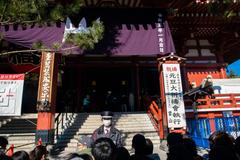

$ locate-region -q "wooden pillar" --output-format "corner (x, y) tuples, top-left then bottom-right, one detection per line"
(217, 44), (227, 79)
(208, 113), (216, 133)
(158, 64), (167, 139)
(135, 63), (141, 111)
(35, 52), (58, 145)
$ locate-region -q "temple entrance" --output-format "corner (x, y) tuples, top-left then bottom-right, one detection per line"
(59, 62), (160, 113)
(81, 67), (132, 112)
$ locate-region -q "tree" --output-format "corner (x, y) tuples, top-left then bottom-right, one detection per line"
(0, 0), (104, 54)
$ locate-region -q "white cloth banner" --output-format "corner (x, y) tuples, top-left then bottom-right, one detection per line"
(162, 64), (186, 129)
(0, 74), (24, 116)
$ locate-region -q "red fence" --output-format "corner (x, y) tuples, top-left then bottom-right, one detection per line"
(148, 101), (164, 139)
(148, 94), (240, 139)
(196, 94), (240, 109)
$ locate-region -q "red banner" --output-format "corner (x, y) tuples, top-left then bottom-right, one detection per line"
(0, 74), (25, 80)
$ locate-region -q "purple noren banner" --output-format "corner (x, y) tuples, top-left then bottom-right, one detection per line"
(0, 9), (175, 56)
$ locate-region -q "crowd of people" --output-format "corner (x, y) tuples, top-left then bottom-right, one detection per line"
(1, 111), (240, 160)
(0, 137), (48, 160)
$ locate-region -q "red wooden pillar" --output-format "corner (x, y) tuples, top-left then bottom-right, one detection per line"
(35, 52), (58, 145)
(208, 113), (216, 133)
(158, 61), (167, 139)
(157, 54), (187, 139)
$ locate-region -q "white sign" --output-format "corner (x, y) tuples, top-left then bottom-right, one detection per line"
(162, 64), (186, 129)
(157, 13), (164, 53)
(0, 74), (24, 116)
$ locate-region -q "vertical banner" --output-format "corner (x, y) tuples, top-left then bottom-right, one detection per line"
(0, 74), (24, 116)
(37, 52), (55, 112)
(162, 64), (186, 129)
(36, 52), (57, 145)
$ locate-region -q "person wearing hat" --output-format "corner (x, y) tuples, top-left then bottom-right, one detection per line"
(91, 111), (123, 148)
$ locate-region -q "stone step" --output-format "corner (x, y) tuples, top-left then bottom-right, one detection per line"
(64, 139), (160, 147)
(56, 129), (156, 135)
(13, 114), (37, 119)
(56, 132), (159, 142)
(0, 133), (35, 137)
(0, 112), (160, 158)
(57, 135), (159, 148)
(63, 145), (159, 153)
(0, 130), (36, 134)
(7, 137), (35, 142)
(0, 126), (36, 129)
(77, 129), (156, 133)
(7, 139), (35, 144)
(74, 118), (151, 122)
(59, 125), (156, 131)
(55, 135), (160, 144)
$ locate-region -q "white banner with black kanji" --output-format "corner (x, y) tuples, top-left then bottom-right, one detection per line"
(162, 64), (186, 129)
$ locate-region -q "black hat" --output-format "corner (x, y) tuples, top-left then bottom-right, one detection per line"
(101, 111), (113, 118)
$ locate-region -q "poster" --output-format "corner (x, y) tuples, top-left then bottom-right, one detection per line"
(0, 74), (24, 116)
(162, 64), (186, 129)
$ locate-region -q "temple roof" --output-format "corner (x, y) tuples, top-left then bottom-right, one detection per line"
(1, 0), (240, 63)
(46, 0), (240, 62)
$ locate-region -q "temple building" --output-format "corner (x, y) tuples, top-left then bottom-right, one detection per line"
(0, 0), (240, 153)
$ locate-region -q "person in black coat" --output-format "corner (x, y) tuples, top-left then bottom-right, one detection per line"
(91, 111), (123, 148)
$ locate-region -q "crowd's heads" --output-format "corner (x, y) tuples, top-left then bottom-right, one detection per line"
(101, 111), (113, 127)
(235, 136), (240, 155)
(12, 151), (29, 160)
(209, 145), (238, 160)
(208, 131), (238, 160)
(29, 145), (48, 160)
(209, 131), (234, 149)
(145, 138), (153, 155)
(167, 132), (183, 148)
(0, 136), (8, 150)
(182, 137), (197, 157)
(167, 143), (193, 160)
(132, 134), (146, 154)
(91, 137), (116, 160)
(166, 133), (199, 160)
(112, 147), (130, 160)
(65, 153), (93, 160)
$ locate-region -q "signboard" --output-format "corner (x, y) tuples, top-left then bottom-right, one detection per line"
(162, 64), (186, 129)
(0, 74), (24, 116)
(37, 52), (55, 112)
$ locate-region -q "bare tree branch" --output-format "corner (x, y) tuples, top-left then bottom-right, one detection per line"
(0, 46), (79, 56)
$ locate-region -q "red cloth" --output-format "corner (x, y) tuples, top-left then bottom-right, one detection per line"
(6, 144), (14, 157)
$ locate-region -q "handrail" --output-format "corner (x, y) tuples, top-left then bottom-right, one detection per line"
(149, 101), (160, 121)
(55, 112), (75, 139)
(196, 93), (240, 109)
(55, 113), (64, 139)
(148, 100), (163, 139)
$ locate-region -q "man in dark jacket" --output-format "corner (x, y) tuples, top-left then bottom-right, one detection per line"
(91, 111), (123, 148)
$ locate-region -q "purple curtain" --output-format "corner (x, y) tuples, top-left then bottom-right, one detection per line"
(0, 23), (65, 49)
(0, 10), (175, 56)
(111, 22), (175, 56)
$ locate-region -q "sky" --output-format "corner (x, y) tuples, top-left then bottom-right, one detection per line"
(226, 59), (240, 76)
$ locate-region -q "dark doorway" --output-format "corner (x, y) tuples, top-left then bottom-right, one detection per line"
(81, 67), (131, 112)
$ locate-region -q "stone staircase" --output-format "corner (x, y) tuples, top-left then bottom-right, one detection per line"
(0, 112), (161, 157)
(53, 112), (161, 155)
(0, 114), (37, 153)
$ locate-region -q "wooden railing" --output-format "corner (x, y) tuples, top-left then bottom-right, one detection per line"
(148, 101), (164, 139)
(196, 94), (240, 109)
(185, 93), (240, 119)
